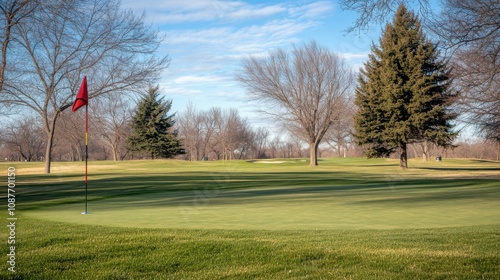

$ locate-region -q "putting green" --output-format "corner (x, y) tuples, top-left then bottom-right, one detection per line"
(28, 180), (500, 230)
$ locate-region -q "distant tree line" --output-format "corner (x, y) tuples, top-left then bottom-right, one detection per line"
(177, 104), (255, 161)
(2, 95), (499, 162)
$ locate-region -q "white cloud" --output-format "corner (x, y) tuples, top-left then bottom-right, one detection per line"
(289, 1), (334, 19)
(340, 52), (369, 60)
(123, 0), (287, 24)
(165, 27), (231, 45)
(174, 75), (226, 84)
(160, 85), (201, 96)
(165, 18), (316, 56)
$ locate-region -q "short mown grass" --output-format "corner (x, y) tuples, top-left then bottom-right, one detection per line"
(0, 158), (499, 279)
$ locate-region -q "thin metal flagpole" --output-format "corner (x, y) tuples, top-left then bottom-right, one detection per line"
(83, 103), (89, 214)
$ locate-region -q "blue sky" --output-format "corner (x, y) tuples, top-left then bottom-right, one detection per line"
(121, 0), (382, 126)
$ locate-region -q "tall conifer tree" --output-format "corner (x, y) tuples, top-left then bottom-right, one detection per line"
(354, 4), (457, 168)
(128, 86), (184, 159)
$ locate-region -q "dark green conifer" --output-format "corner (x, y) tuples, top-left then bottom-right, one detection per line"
(128, 86), (184, 158)
(354, 4), (457, 168)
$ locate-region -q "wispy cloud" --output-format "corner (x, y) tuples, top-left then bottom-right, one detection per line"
(289, 1), (334, 19)
(340, 52), (369, 60)
(160, 85), (202, 96)
(164, 18), (315, 54)
(174, 75), (227, 84)
(124, 0), (288, 23)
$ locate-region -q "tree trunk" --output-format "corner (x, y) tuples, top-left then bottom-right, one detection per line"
(44, 128), (56, 174)
(422, 141), (429, 162)
(43, 113), (60, 174)
(111, 144), (118, 161)
(400, 143), (408, 169)
(309, 141), (319, 166)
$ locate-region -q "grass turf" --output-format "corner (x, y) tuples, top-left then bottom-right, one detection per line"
(0, 158), (499, 279)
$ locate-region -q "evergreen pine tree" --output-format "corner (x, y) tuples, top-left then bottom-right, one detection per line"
(354, 4), (457, 168)
(128, 86), (184, 158)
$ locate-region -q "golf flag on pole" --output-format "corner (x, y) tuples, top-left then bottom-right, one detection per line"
(72, 76), (88, 112)
(72, 76), (90, 214)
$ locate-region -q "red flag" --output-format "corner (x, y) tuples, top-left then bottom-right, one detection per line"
(72, 76), (88, 112)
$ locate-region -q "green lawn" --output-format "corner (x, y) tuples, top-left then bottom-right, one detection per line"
(1, 158), (499, 279)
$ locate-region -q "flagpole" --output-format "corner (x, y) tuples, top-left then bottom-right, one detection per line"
(84, 103), (88, 214)
(72, 76), (89, 214)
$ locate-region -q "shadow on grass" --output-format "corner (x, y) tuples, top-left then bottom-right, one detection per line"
(17, 170), (357, 208)
(417, 166), (500, 172)
(14, 169), (500, 211)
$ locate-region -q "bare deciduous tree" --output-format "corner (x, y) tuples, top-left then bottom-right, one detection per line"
(338, 0), (430, 32)
(434, 0), (500, 142)
(324, 97), (356, 158)
(0, 0), (37, 92)
(1, 0), (169, 173)
(92, 93), (132, 161)
(3, 116), (45, 161)
(177, 106), (256, 161)
(54, 111), (86, 161)
(252, 127), (270, 159)
(453, 49), (500, 141)
(177, 103), (204, 161)
(214, 108), (250, 161)
(237, 41), (355, 166)
(433, 0), (499, 52)
(200, 108), (217, 160)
